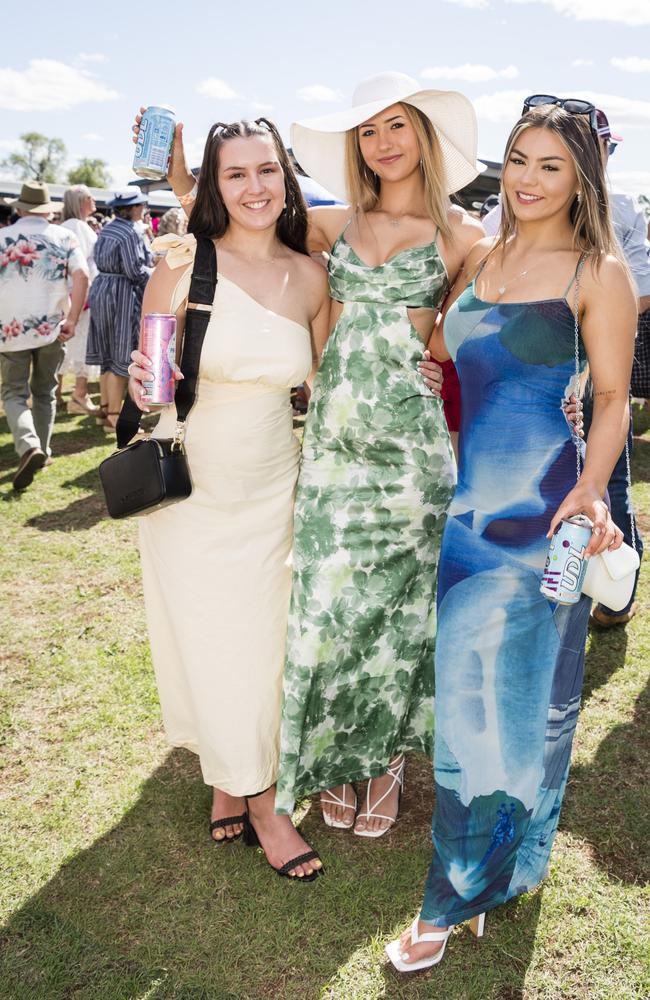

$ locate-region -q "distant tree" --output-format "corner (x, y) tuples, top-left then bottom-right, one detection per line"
(1, 132), (67, 183)
(67, 158), (111, 188)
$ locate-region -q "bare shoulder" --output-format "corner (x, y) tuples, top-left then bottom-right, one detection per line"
(582, 253), (636, 301)
(289, 249), (329, 314)
(447, 204), (486, 250)
(142, 256), (191, 312)
(462, 235), (495, 274)
(292, 250), (328, 289)
(308, 204), (352, 248)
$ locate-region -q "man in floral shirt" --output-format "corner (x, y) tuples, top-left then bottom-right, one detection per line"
(0, 181), (88, 489)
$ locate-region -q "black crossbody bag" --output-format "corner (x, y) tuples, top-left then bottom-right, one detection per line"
(99, 236), (217, 519)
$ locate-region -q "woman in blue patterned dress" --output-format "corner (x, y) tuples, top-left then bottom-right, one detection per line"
(387, 101), (636, 972)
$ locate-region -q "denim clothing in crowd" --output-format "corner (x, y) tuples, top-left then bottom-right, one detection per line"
(582, 393), (643, 615)
(86, 217), (153, 377)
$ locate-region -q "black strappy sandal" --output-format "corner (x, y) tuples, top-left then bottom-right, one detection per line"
(242, 815), (324, 882)
(209, 812), (247, 845)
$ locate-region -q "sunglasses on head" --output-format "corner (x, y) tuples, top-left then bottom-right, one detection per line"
(522, 94), (599, 136)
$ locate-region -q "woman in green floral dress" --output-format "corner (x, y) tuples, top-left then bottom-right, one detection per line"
(274, 72), (486, 834)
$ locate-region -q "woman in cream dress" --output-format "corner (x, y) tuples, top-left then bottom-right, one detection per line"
(130, 119), (329, 880)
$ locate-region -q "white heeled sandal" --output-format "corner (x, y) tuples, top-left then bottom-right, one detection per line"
(385, 912), (485, 974)
(354, 755), (404, 838)
(320, 784), (357, 829)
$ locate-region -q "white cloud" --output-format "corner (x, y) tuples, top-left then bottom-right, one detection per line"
(611, 56), (650, 73)
(445, 0), (650, 20)
(196, 77), (241, 101)
(472, 89), (650, 130)
(183, 137), (208, 169)
(297, 85), (344, 103)
(472, 89), (530, 123)
(505, 0), (650, 27)
(251, 100), (274, 113)
(608, 170), (650, 197)
(77, 52), (108, 63)
(82, 132), (104, 142)
(0, 59), (119, 111)
(572, 58), (594, 68)
(579, 91), (650, 128)
(421, 64), (518, 83)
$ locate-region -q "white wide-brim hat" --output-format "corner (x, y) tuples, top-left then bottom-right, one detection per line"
(291, 71), (484, 203)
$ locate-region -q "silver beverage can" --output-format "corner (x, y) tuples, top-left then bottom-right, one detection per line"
(540, 514), (592, 605)
(133, 105), (176, 180)
(140, 314), (177, 404)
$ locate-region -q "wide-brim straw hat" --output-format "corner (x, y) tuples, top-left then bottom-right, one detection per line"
(11, 180), (56, 215)
(291, 71), (484, 203)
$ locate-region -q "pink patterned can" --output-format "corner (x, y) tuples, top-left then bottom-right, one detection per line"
(540, 514), (592, 605)
(140, 313), (177, 404)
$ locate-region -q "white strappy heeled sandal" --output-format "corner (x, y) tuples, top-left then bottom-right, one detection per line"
(385, 912), (485, 973)
(320, 784), (357, 829)
(354, 755), (404, 838)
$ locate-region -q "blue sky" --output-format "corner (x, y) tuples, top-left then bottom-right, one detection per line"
(1, 0), (649, 197)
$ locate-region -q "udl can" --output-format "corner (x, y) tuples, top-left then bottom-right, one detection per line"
(140, 314), (177, 404)
(133, 105), (176, 180)
(540, 515), (592, 605)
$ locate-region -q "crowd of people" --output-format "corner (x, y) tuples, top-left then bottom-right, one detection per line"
(0, 183), (187, 485)
(1, 71), (649, 975)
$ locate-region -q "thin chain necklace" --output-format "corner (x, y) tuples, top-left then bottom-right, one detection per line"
(490, 257), (545, 297)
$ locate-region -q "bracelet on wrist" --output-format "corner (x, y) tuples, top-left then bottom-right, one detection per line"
(178, 184), (198, 207)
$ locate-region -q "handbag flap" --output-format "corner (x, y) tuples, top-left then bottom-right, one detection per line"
(99, 439), (166, 517)
(596, 543), (640, 581)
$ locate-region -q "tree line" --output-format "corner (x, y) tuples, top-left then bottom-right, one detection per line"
(1, 133), (112, 188)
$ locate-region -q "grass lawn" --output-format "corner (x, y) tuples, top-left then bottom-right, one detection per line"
(0, 395), (648, 1000)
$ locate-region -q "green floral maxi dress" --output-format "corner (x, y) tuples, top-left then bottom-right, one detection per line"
(275, 233), (457, 814)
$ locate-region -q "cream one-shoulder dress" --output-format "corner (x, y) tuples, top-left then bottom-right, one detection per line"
(138, 235), (312, 795)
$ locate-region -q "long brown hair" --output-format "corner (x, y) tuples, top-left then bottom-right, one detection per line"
(495, 104), (621, 266)
(188, 118), (309, 255)
(343, 102), (452, 240)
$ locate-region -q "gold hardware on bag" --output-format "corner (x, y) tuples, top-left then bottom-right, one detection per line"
(187, 302), (212, 312)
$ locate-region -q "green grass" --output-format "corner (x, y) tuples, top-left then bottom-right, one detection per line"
(1, 395), (649, 1000)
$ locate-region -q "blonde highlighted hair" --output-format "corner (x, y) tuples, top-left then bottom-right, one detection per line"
(495, 105), (622, 267)
(344, 102), (452, 240)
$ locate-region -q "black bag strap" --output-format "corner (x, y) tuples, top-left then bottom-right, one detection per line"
(116, 236), (218, 448)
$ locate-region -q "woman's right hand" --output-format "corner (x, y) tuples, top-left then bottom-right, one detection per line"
(132, 107), (189, 189)
(128, 349), (183, 413)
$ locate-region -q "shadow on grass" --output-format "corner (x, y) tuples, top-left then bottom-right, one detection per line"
(25, 491), (109, 532)
(0, 751), (542, 1000)
(564, 674), (650, 886)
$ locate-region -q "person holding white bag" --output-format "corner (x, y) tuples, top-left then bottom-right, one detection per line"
(389, 96), (636, 973)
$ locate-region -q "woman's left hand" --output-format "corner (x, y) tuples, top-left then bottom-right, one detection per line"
(547, 483), (623, 557)
(562, 393), (584, 438)
(417, 350), (443, 397)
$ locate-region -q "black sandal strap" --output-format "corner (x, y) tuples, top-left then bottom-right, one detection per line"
(277, 850), (321, 876)
(210, 813), (247, 832)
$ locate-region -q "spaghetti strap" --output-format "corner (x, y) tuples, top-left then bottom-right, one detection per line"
(563, 253), (588, 298)
(473, 255), (490, 281)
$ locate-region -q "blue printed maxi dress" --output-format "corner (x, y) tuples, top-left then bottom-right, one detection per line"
(421, 271), (592, 925)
